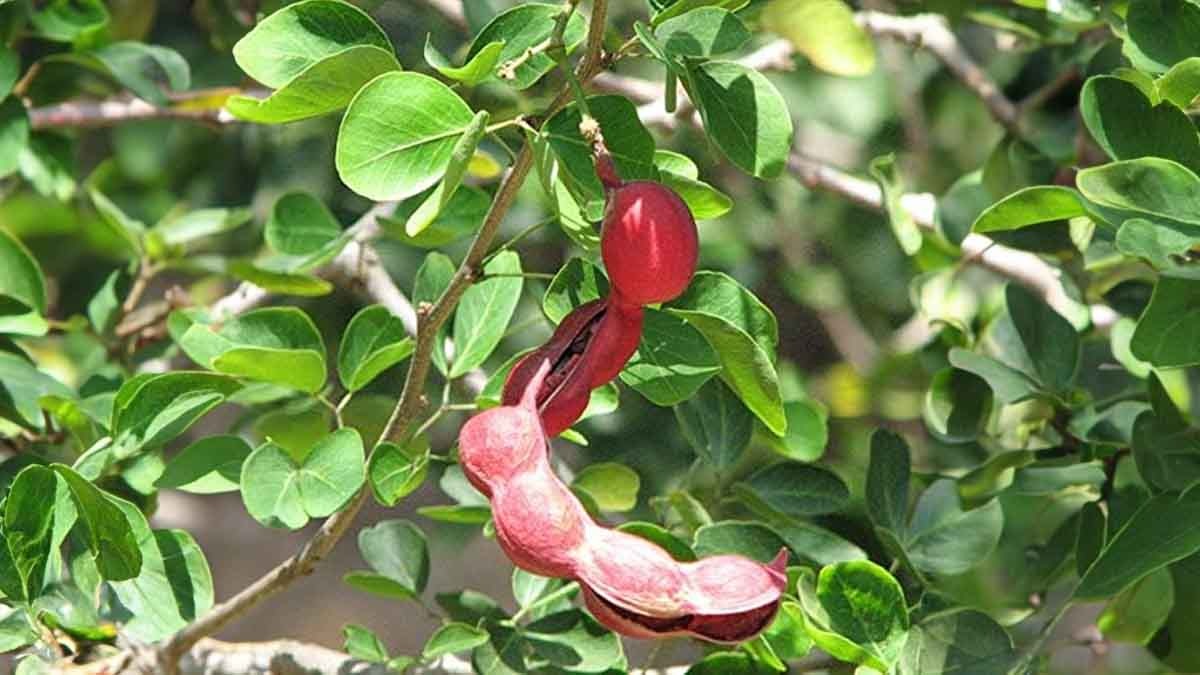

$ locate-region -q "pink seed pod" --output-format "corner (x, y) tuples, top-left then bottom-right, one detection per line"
(502, 296), (643, 437)
(459, 361), (788, 643)
(601, 178), (699, 306)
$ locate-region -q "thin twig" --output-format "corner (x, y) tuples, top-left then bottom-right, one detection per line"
(28, 89), (245, 130)
(856, 11), (1022, 136)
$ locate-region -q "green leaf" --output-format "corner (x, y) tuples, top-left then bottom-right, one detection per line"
(693, 520), (787, 562)
(1080, 75), (1200, 170)
(762, 601), (813, 662)
(338, 305), (414, 392)
(737, 462), (849, 518)
(473, 620), (527, 675)
(668, 273), (784, 433)
(655, 7), (750, 57)
(947, 348), (1040, 404)
(524, 609), (625, 673)
(0, 229), (46, 326)
(867, 153), (922, 255)
(0, 353), (72, 430)
(958, 449), (1036, 508)
(0, 97), (27, 180)
(761, 0), (874, 76)
(1005, 284), (1079, 394)
(86, 269), (128, 336)
(368, 438), (430, 507)
(343, 623), (389, 662)
(660, 171), (733, 220)
(1076, 157), (1200, 225)
(685, 652), (760, 674)
(1133, 407), (1200, 493)
(424, 622), (489, 660)
(155, 435), (253, 494)
(336, 72), (476, 201)
(232, 0), (392, 88)
(617, 522), (697, 561)
(674, 377), (753, 468)
(51, 464), (141, 581)
(88, 188), (145, 256)
(1076, 486), (1200, 599)
(384, 185), (490, 249)
(905, 480), (1004, 576)
(1130, 270), (1200, 367)
(923, 367), (993, 443)
(450, 250), (522, 378)
(542, 258), (607, 324)
(622, 308), (721, 406)
(179, 307), (327, 393)
(971, 186), (1088, 233)
(899, 609), (1017, 675)
(437, 589), (506, 623)
(798, 561), (909, 672)
(0, 608), (36, 653)
(110, 372), (241, 456)
(108, 501), (214, 641)
(151, 207), (252, 247)
(1124, 0), (1200, 73)
(571, 462), (639, 512)
(410, 113), (489, 239)
(675, 271), (773, 353)
(29, 0), (108, 42)
(227, 45), (400, 123)
(424, 36), (506, 86)
(685, 60), (794, 179)
(18, 133), (76, 202)
(417, 504), (491, 524)
(240, 429), (365, 530)
(866, 429), (911, 537)
(1116, 217), (1200, 269)
(1158, 57), (1200, 107)
(351, 519), (429, 599)
(544, 95), (660, 213)
(1010, 461), (1106, 496)
(757, 400), (826, 463)
(512, 569), (559, 609)
(266, 192), (342, 255)
(467, 3), (586, 89)
(227, 263), (334, 297)
(651, 0), (749, 25)
(3, 466), (61, 600)
(1096, 567), (1174, 644)
(406, 110), (489, 238)
(65, 42), (190, 106)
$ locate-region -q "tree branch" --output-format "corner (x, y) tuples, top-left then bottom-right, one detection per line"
(29, 91), (242, 130)
(785, 153), (1114, 326)
(855, 11), (1021, 136)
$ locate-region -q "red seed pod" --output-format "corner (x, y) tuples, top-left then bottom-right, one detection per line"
(458, 363), (789, 643)
(502, 296), (643, 436)
(601, 180), (698, 305)
(578, 531), (788, 643)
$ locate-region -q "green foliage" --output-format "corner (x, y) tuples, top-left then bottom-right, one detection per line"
(5, 0), (1200, 671)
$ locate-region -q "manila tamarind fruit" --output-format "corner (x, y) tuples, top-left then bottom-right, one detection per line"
(461, 362), (787, 642)
(463, 152), (786, 642)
